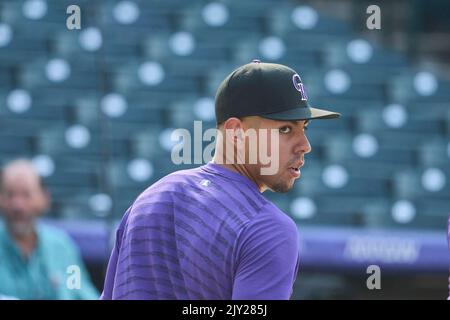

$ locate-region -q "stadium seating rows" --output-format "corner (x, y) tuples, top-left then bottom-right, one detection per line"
(0, 0), (448, 230)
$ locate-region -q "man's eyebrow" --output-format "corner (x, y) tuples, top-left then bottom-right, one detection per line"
(287, 120), (309, 127)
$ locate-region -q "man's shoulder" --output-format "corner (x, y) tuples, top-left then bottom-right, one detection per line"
(250, 202), (298, 234)
(0, 219), (74, 245)
(136, 165), (210, 200)
(37, 223), (77, 251)
(235, 202), (299, 260)
(121, 165), (207, 218)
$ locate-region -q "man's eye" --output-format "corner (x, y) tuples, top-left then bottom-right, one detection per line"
(279, 126), (291, 134)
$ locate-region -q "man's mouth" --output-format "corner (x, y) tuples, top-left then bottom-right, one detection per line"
(288, 162), (304, 178)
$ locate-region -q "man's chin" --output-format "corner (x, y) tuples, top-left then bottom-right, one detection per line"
(7, 221), (35, 238)
(269, 180), (295, 193)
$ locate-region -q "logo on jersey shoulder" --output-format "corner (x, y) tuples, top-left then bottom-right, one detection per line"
(200, 179), (211, 187)
(292, 74), (308, 101)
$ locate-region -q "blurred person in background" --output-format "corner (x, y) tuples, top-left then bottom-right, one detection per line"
(0, 159), (98, 299)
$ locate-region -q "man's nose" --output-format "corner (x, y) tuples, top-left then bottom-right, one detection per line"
(295, 134), (312, 154)
(11, 197), (27, 210)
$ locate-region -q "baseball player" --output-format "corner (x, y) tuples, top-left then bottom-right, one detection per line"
(100, 60), (340, 300)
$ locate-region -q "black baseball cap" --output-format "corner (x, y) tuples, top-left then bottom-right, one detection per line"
(215, 60), (340, 124)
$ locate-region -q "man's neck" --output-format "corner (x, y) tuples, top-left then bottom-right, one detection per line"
(8, 224), (37, 258)
(212, 157), (265, 192)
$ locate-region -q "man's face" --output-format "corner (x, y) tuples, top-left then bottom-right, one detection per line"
(0, 169), (48, 236)
(242, 116), (311, 193)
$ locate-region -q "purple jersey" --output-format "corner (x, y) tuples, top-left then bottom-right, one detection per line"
(101, 162), (300, 300)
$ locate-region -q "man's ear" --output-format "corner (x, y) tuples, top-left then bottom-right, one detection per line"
(37, 189), (51, 216)
(43, 189), (51, 212)
(0, 192), (4, 213)
(223, 117), (244, 142)
(223, 117), (243, 130)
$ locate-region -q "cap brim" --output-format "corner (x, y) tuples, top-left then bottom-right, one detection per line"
(261, 106), (340, 121)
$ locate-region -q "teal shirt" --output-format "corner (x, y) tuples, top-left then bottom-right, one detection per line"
(0, 220), (99, 300)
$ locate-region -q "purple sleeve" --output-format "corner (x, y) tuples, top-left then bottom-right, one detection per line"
(232, 205), (300, 300)
(99, 229), (121, 300)
(100, 208), (131, 300)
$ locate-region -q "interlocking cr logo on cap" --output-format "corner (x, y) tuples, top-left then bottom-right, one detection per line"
(292, 74), (308, 101)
